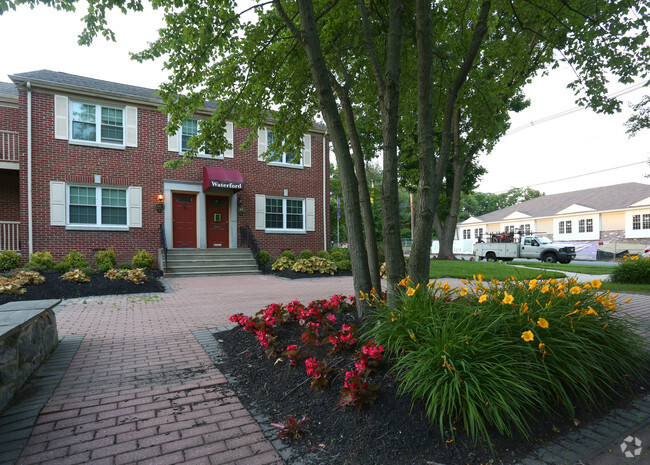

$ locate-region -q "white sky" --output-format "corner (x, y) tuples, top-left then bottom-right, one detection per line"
(1, 3), (649, 196)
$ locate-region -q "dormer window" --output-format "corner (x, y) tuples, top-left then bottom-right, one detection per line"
(71, 101), (124, 145)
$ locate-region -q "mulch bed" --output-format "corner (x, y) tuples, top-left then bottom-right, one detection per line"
(216, 299), (650, 465)
(270, 269), (353, 279)
(0, 270), (165, 305)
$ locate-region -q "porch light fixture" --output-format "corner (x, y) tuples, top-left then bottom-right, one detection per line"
(155, 193), (165, 212)
(237, 196), (245, 215)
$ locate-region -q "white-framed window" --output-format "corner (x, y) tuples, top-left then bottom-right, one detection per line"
(474, 228), (483, 239)
(632, 214), (650, 230)
(68, 185), (127, 227)
(257, 128), (312, 168)
(565, 220), (572, 234)
(559, 221), (565, 234)
(181, 119), (216, 158)
(462, 229), (471, 239)
(70, 101), (124, 145)
(265, 197), (304, 231)
(267, 130), (299, 165)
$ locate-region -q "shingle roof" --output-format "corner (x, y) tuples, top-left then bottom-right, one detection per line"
(10, 69), (162, 103)
(0, 81), (18, 97)
(472, 182), (650, 223)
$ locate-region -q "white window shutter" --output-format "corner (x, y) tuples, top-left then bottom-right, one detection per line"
(302, 134), (312, 167)
(224, 121), (234, 158)
(257, 127), (267, 161)
(167, 115), (179, 152)
(255, 194), (266, 230)
(54, 95), (68, 140)
(50, 181), (66, 226)
(306, 198), (315, 231)
(129, 186), (142, 228)
(125, 106), (138, 147)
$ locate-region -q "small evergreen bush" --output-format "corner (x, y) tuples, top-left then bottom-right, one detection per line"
(258, 250), (271, 265)
(316, 250), (330, 259)
(25, 251), (57, 272)
(298, 250), (313, 259)
(0, 250), (21, 271)
(132, 249), (154, 269)
(272, 256), (294, 271)
(610, 255), (650, 284)
(63, 250), (89, 269)
(119, 263), (133, 270)
(281, 250), (295, 261)
(330, 249), (345, 261)
(95, 248), (117, 272)
(336, 259), (352, 271)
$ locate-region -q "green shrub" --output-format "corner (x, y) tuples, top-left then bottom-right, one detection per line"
(610, 255), (650, 284)
(281, 250), (295, 261)
(63, 250), (89, 269)
(25, 251), (57, 272)
(119, 263), (133, 270)
(61, 268), (91, 283)
(336, 259), (352, 271)
(291, 257), (338, 275)
(298, 250), (313, 259)
(95, 248), (117, 272)
(132, 249), (154, 269)
(272, 256), (294, 271)
(258, 250), (271, 265)
(330, 249), (347, 261)
(316, 250), (330, 259)
(54, 262), (71, 273)
(0, 250), (21, 271)
(363, 276), (648, 446)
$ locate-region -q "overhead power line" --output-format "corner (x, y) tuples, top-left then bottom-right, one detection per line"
(506, 80), (650, 136)
(490, 159), (649, 194)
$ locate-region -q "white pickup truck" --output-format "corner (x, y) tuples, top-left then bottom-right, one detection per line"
(474, 235), (576, 264)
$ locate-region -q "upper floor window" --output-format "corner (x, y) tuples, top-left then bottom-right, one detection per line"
(267, 130), (298, 165)
(181, 119), (215, 157)
(71, 101), (124, 145)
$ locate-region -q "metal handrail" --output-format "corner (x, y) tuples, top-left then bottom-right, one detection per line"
(159, 223), (168, 272)
(239, 225), (266, 272)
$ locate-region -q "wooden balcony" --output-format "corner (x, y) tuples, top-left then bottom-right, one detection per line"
(0, 221), (20, 251)
(0, 130), (19, 167)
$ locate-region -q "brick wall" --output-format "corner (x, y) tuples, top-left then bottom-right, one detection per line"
(14, 90), (329, 264)
(0, 171), (19, 222)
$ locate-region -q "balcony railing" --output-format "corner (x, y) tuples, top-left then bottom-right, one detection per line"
(0, 221), (20, 251)
(1, 130), (19, 163)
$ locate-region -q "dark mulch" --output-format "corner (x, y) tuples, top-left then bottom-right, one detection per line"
(270, 269), (353, 280)
(0, 270), (166, 305)
(216, 302), (650, 465)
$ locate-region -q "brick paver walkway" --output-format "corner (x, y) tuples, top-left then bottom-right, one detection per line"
(2, 274), (649, 465)
(9, 275), (356, 465)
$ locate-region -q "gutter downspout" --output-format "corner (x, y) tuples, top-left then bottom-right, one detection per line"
(27, 81), (33, 256)
(322, 131), (328, 251)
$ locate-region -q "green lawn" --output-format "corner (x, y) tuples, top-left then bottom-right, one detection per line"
(429, 260), (565, 281)
(600, 282), (650, 294)
(505, 261), (617, 275)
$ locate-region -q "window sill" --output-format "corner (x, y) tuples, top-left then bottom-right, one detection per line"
(69, 140), (126, 150)
(181, 152), (224, 160)
(268, 162), (304, 169)
(264, 229), (306, 235)
(65, 225), (130, 232)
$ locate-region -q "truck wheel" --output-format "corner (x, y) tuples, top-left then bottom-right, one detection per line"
(486, 252), (497, 262)
(559, 259), (572, 264)
(542, 253), (558, 263)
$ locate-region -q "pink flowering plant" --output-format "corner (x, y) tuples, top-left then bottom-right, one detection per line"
(305, 357), (332, 389)
(328, 324), (357, 353)
(271, 416), (310, 439)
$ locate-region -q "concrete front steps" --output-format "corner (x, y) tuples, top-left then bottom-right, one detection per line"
(163, 248), (260, 277)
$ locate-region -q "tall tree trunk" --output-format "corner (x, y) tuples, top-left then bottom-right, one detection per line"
(409, 0), (491, 286)
(333, 79), (382, 292)
(358, 0), (405, 302)
(279, 0), (372, 316)
(409, 0), (435, 285)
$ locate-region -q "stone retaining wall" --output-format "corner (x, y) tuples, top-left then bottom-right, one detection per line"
(0, 300), (60, 413)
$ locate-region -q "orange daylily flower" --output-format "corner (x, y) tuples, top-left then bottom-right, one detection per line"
(537, 318), (549, 329)
(521, 330), (534, 342)
(502, 292), (515, 305)
(478, 294), (488, 303)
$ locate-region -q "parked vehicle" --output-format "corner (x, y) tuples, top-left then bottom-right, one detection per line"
(474, 233), (576, 264)
(643, 248), (650, 258)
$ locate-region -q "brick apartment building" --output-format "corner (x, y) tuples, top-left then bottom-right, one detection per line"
(0, 70), (330, 270)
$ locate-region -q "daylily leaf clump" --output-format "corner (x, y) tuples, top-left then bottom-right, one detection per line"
(364, 275), (648, 447)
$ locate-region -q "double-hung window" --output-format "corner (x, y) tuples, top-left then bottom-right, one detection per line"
(181, 119), (214, 157)
(462, 229), (471, 239)
(265, 197), (304, 231)
(267, 130), (299, 165)
(71, 101), (124, 145)
(559, 221), (565, 234)
(68, 185), (127, 227)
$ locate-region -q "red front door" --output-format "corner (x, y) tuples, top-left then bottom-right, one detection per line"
(172, 193), (197, 248)
(206, 195), (229, 248)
